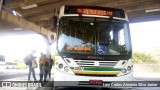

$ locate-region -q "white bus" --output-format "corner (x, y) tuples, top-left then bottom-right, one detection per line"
(53, 5), (133, 88)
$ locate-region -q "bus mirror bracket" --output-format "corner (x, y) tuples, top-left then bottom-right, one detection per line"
(51, 16), (57, 30)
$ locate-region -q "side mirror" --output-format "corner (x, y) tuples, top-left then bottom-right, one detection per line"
(51, 16), (57, 29)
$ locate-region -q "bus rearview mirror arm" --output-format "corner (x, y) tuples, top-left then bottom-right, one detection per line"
(51, 16), (57, 30)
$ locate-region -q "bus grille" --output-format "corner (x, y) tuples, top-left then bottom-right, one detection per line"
(74, 60), (118, 67)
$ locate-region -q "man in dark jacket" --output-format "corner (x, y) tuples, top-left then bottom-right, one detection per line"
(48, 55), (53, 79)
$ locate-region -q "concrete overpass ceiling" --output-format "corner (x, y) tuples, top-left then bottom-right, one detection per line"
(0, 20), (37, 36)
(2, 0), (160, 32)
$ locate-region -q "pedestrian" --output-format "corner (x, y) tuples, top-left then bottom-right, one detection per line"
(44, 54), (50, 81)
(48, 55), (54, 79)
(39, 52), (45, 81)
(26, 50), (37, 81)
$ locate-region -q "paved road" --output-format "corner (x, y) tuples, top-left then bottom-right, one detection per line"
(0, 69), (160, 90)
(56, 87), (160, 90)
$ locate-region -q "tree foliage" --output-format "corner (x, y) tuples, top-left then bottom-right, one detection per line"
(132, 51), (158, 63)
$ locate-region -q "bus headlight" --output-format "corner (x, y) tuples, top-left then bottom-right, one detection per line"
(58, 63), (63, 69)
(127, 66), (132, 71)
(64, 66), (69, 72)
(122, 68), (127, 73)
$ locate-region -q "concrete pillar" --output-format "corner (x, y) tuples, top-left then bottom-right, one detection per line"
(41, 34), (55, 57)
(46, 44), (52, 57)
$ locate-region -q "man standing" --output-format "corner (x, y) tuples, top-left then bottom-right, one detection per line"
(44, 54), (49, 81)
(48, 55), (53, 79)
(39, 52), (45, 81)
(27, 50), (37, 81)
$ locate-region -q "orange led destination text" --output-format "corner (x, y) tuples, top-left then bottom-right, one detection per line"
(77, 8), (113, 16)
(67, 46), (92, 51)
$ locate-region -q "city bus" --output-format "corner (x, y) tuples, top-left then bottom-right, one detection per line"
(53, 5), (133, 88)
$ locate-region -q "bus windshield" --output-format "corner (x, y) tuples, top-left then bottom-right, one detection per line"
(58, 17), (131, 56)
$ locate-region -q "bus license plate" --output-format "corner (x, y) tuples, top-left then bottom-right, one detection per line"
(89, 80), (103, 85)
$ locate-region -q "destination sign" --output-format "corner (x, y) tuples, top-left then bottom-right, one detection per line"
(77, 8), (113, 16)
(64, 5), (125, 18)
(66, 46), (92, 51)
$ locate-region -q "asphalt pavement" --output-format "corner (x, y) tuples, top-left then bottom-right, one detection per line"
(0, 68), (160, 90)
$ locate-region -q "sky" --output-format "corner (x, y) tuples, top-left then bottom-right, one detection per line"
(0, 20), (160, 61)
(0, 34), (47, 60)
(130, 20), (160, 52)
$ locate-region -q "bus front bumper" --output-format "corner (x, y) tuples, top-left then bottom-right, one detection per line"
(54, 69), (133, 88)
